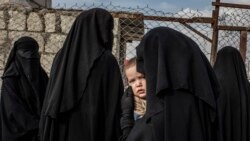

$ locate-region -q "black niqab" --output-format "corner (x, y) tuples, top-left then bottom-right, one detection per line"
(214, 46), (250, 141)
(42, 8), (114, 117)
(129, 27), (219, 141)
(136, 27), (218, 118)
(0, 36), (48, 141)
(40, 8), (123, 141)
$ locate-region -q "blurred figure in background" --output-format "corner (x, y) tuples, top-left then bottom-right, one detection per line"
(214, 46), (250, 141)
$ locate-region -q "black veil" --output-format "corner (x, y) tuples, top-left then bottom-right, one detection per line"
(0, 36), (48, 141)
(214, 46), (250, 141)
(42, 8), (114, 118)
(136, 27), (218, 118)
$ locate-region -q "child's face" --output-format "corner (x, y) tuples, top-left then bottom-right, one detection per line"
(125, 65), (146, 99)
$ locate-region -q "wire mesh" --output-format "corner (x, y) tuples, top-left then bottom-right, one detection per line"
(219, 7), (250, 27)
(217, 6), (250, 78)
(0, 2), (250, 87)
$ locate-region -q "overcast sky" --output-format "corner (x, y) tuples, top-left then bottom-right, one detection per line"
(52, 0), (250, 12)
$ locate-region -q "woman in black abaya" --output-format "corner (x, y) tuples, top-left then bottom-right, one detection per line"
(214, 46), (250, 141)
(39, 8), (124, 141)
(0, 36), (48, 141)
(126, 27), (220, 141)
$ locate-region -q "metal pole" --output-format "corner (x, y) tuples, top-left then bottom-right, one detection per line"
(240, 31), (247, 62)
(210, 0), (220, 65)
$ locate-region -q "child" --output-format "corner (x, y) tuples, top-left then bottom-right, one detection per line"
(120, 57), (147, 140)
(124, 57), (146, 119)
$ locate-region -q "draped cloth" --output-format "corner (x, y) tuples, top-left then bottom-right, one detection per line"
(127, 27), (220, 141)
(214, 46), (250, 141)
(39, 8), (124, 141)
(0, 36), (48, 141)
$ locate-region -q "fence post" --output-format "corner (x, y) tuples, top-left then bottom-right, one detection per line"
(240, 31), (247, 62)
(210, 0), (220, 65)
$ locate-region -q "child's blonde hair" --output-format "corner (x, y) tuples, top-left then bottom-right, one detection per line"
(124, 57), (136, 71)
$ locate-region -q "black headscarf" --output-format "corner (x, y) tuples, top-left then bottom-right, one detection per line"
(136, 27), (219, 119)
(0, 36), (48, 141)
(42, 8), (114, 118)
(214, 46), (250, 141)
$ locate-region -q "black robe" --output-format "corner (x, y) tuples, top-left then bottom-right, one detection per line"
(39, 8), (124, 141)
(213, 46), (250, 141)
(0, 36), (48, 141)
(127, 27), (220, 141)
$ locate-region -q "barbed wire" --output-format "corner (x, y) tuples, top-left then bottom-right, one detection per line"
(52, 2), (207, 18)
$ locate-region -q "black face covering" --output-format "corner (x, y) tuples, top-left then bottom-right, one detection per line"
(136, 27), (219, 118)
(214, 46), (250, 141)
(16, 49), (40, 59)
(4, 37), (39, 76)
(42, 8), (115, 118)
(214, 46), (248, 81)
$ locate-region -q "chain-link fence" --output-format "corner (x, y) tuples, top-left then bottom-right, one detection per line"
(73, 3), (213, 60)
(66, 3), (215, 84)
(213, 1), (250, 77)
(0, 2), (250, 86)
